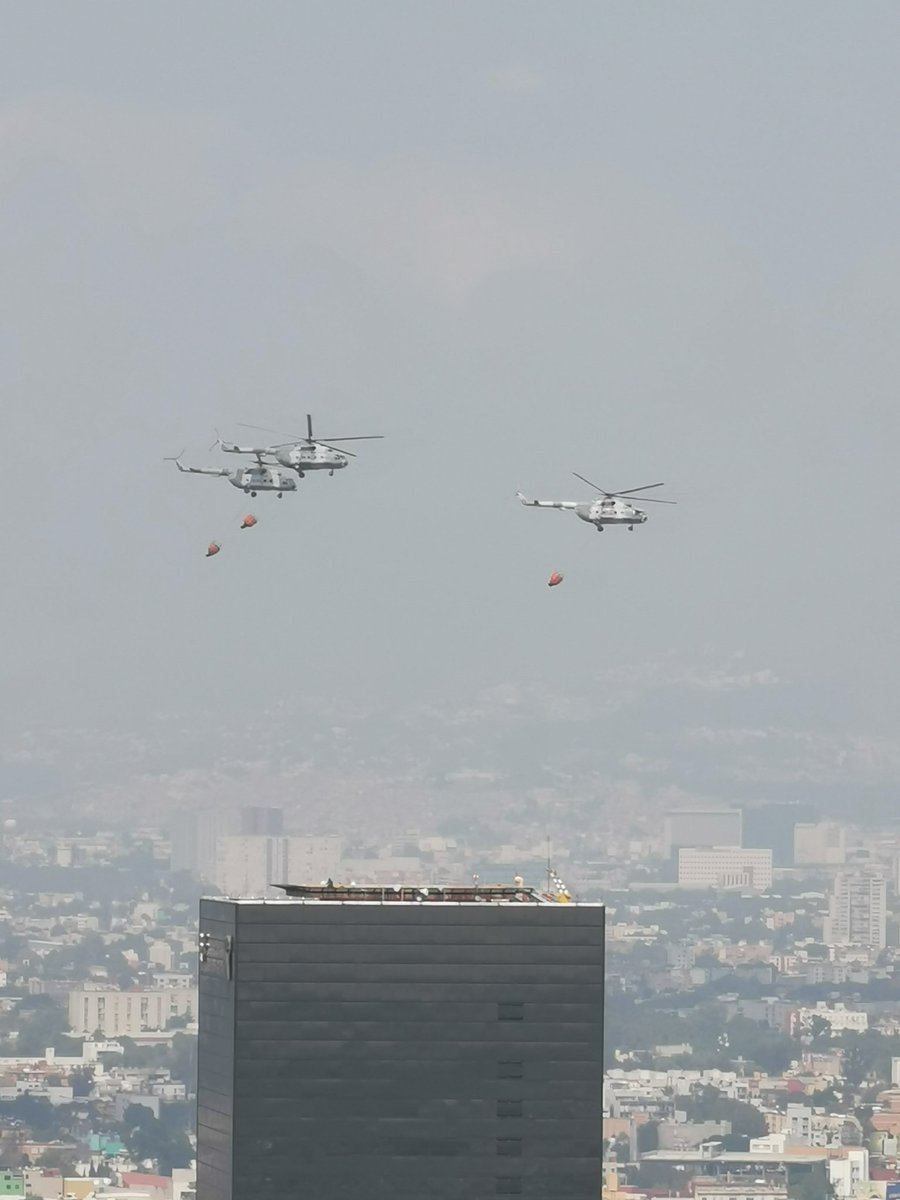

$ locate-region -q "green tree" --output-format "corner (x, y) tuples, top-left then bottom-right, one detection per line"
(37, 1148), (77, 1179)
(121, 1104), (192, 1174)
(789, 1165), (833, 1200)
(2, 1096), (60, 1138)
(809, 1015), (831, 1044)
(70, 1067), (94, 1098)
(682, 1085), (768, 1145)
(637, 1121), (659, 1154)
(14, 1001), (68, 1056)
(611, 1133), (630, 1162)
(723, 1016), (795, 1074)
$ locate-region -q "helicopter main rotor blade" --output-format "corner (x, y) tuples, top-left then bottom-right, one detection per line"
(572, 472), (610, 494)
(621, 494), (677, 505)
(238, 423), (318, 445)
(314, 441), (358, 457)
(238, 419), (381, 455)
(611, 482), (667, 496)
(316, 435), (385, 442)
(237, 423), (296, 438)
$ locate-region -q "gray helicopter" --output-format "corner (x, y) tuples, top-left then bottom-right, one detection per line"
(517, 473), (675, 531)
(214, 413), (384, 477)
(166, 455), (297, 497)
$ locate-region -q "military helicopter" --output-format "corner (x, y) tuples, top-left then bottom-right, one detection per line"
(517, 473), (675, 531)
(214, 413), (384, 477)
(165, 455), (297, 497)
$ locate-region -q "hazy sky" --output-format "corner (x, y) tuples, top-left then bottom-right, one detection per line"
(3, 3), (900, 777)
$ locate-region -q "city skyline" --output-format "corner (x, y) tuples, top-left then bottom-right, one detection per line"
(3, 3), (900, 803)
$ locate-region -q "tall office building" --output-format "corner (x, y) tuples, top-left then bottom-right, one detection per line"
(213, 835), (342, 897)
(824, 873), (887, 950)
(663, 808), (742, 857)
(197, 884), (605, 1200)
(170, 809), (236, 880)
(793, 821), (846, 866)
(742, 803), (816, 866)
(239, 806), (284, 836)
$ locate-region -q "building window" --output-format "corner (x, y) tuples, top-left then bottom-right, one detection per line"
(498, 1061), (523, 1079)
(497, 1100), (522, 1118)
(498, 1003), (524, 1021)
(496, 1178), (522, 1195)
(497, 1138), (522, 1157)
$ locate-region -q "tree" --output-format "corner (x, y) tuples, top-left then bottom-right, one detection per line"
(681, 1085), (768, 1145)
(0, 1096), (59, 1139)
(121, 1104), (192, 1174)
(14, 1001), (69, 1056)
(722, 1015), (795, 1074)
(159, 1100), (194, 1136)
(789, 1165), (833, 1200)
(36, 1148), (77, 1179)
(611, 1133), (630, 1162)
(637, 1121), (659, 1154)
(841, 1035), (872, 1089)
(809, 1015), (831, 1045)
(70, 1067), (94, 1099)
(633, 1162), (687, 1192)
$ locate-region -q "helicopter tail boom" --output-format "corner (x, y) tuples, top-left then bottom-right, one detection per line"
(516, 490), (577, 510)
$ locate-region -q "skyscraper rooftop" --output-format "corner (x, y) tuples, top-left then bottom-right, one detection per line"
(271, 882), (566, 904)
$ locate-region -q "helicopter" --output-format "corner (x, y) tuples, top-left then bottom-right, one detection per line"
(214, 413), (384, 477)
(165, 455), (297, 497)
(517, 473), (675, 531)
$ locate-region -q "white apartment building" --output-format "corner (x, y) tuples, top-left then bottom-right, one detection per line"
(829, 1148), (868, 1200)
(68, 986), (198, 1037)
(214, 835), (342, 897)
(824, 873), (887, 950)
(147, 940), (173, 970)
(792, 1002), (868, 1037)
(677, 847), (773, 891)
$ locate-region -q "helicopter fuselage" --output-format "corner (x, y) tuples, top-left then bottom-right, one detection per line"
(576, 500), (648, 526)
(230, 467), (297, 494)
(273, 444), (348, 472)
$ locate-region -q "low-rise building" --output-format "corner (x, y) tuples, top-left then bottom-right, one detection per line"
(693, 1184), (787, 1200)
(67, 986), (197, 1037)
(678, 848), (773, 891)
(792, 1002), (868, 1037)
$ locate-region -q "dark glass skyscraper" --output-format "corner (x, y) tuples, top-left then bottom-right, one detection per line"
(197, 884), (604, 1200)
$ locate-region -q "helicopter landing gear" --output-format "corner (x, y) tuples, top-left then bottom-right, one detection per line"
(297, 471), (305, 479)
(329, 469), (334, 477)
(596, 524), (604, 532)
(628, 525), (634, 532)
(277, 492), (283, 498)
(250, 490), (257, 497)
